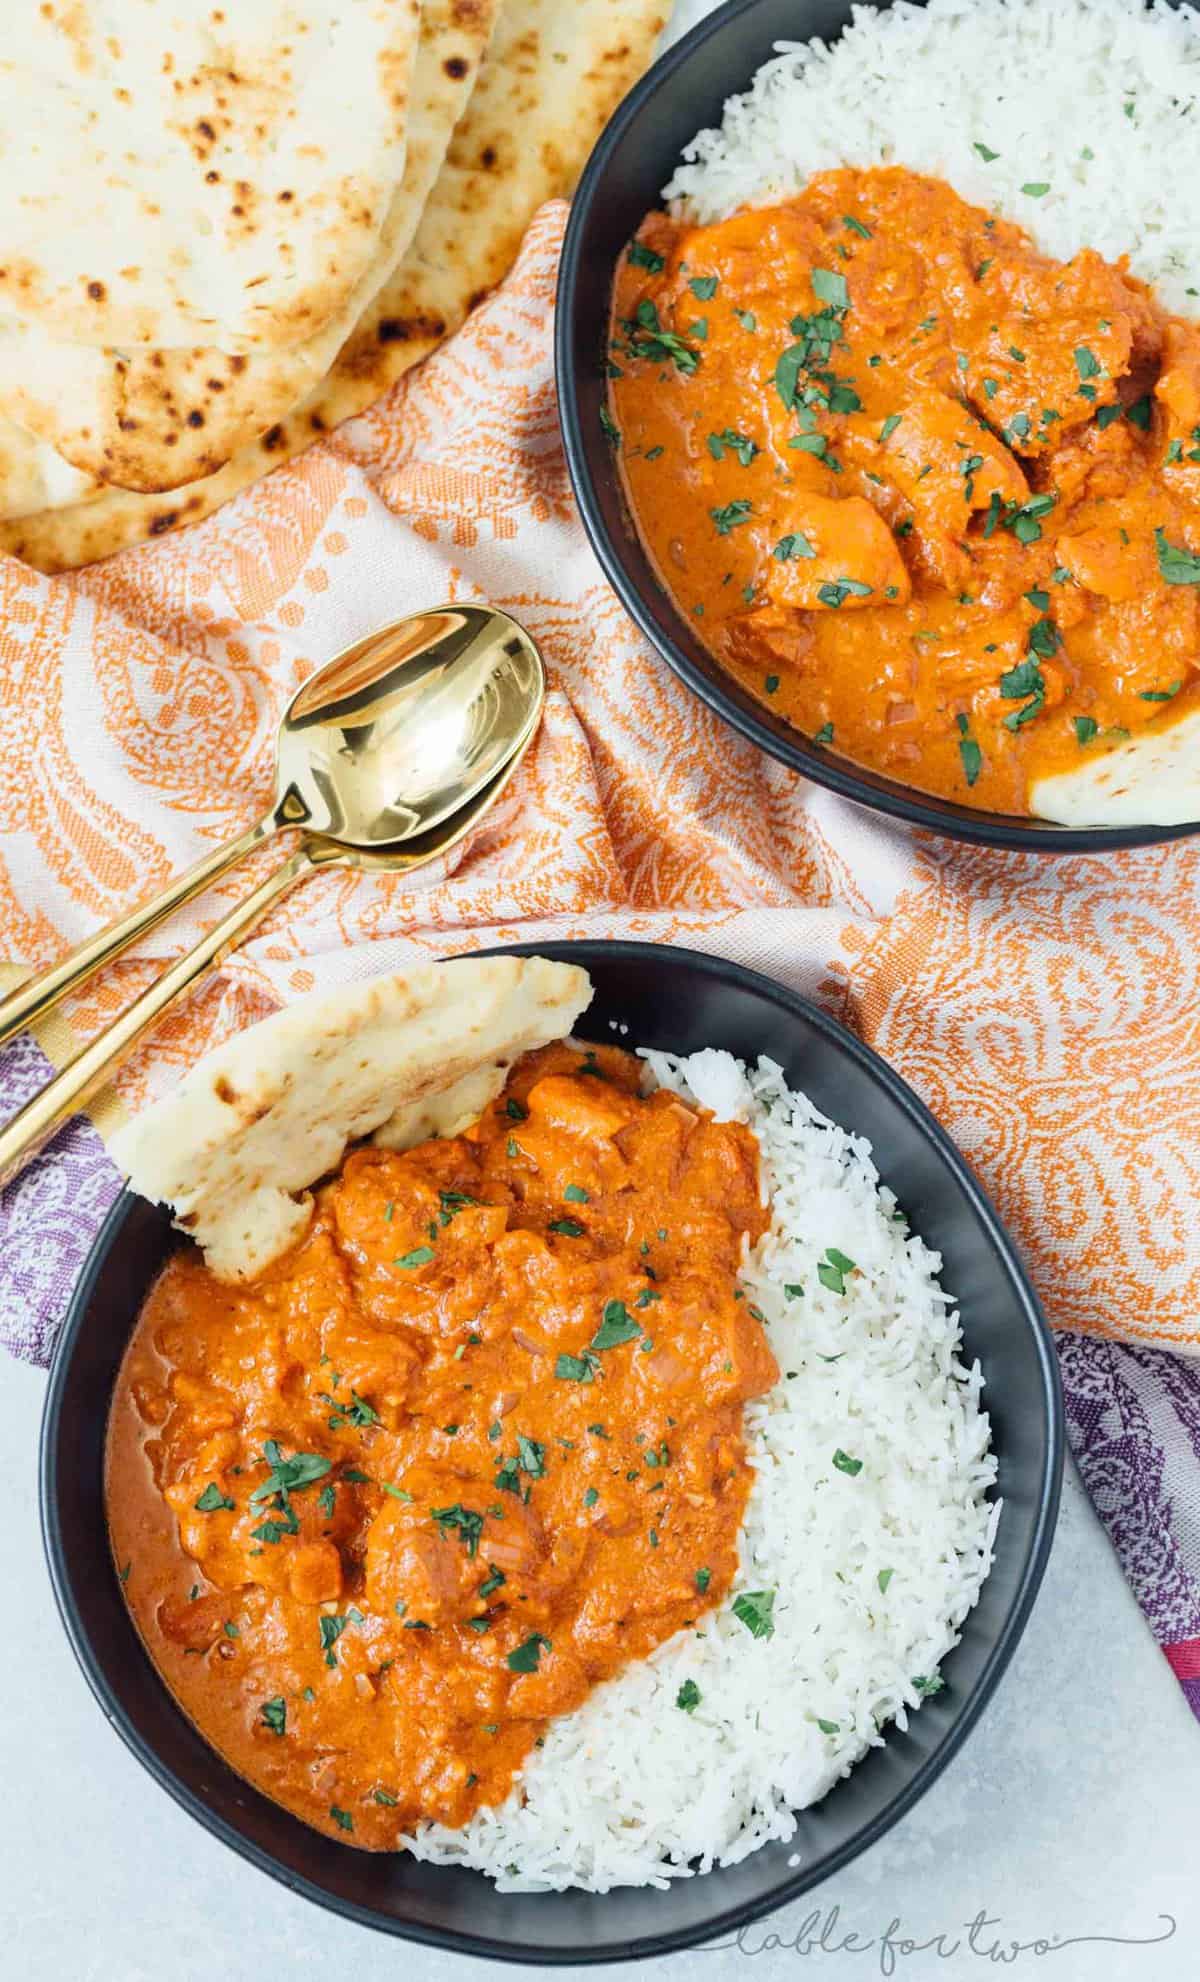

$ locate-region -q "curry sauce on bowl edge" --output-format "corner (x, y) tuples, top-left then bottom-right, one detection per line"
(608, 166), (1200, 817)
(106, 1040), (776, 1850)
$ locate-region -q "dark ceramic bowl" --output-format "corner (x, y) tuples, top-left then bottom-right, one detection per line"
(555, 0), (1199, 852)
(41, 940), (1062, 1962)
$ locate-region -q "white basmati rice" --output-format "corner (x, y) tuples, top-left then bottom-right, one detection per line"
(405, 1052), (999, 1892)
(664, 0), (1200, 315)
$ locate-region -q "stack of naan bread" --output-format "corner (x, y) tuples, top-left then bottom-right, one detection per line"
(0, 0), (665, 572)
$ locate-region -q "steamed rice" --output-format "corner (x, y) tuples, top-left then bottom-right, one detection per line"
(665, 0), (1200, 314)
(406, 1051), (999, 1892)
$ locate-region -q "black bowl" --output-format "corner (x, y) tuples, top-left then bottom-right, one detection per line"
(556, 0), (1199, 852)
(41, 940), (1063, 1963)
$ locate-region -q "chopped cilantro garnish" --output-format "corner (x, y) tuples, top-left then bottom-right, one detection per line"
(773, 531), (816, 562)
(431, 1503), (484, 1556)
(619, 298), (700, 374)
(194, 1482), (234, 1513)
(249, 1441), (329, 1538)
(811, 267), (849, 309)
(260, 1696), (287, 1736)
(707, 427), (758, 466)
(710, 500), (753, 536)
(774, 344), (806, 412)
(817, 1247), (856, 1293)
(676, 1679), (702, 1713)
(817, 576), (870, 609)
(555, 1349), (601, 1383)
(506, 1633), (551, 1674)
(319, 1614), (351, 1666)
(833, 1449), (864, 1477)
(1155, 527), (1200, 584)
(999, 658), (1045, 700)
(319, 1386), (378, 1430)
(591, 1300), (641, 1350)
(732, 1590), (776, 1640)
(516, 1435), (546, 1479)
(394, 1245), (435, 1269)
(627, 239), (664, 273)
(959, 735), (983, 787)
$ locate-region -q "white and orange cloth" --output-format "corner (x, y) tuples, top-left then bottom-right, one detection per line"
(2, 205), (1199, 1716)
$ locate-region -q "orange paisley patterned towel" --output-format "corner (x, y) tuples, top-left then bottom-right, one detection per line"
(2, 201), (1197, 1356)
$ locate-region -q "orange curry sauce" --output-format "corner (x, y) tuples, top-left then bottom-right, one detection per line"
(106, 1042), (775, 1849)
(609, 166), (1200, 814)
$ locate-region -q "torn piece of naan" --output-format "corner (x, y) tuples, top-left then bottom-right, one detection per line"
(0, 0), (668, 571)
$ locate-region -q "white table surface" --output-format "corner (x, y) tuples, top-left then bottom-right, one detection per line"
(4, 1), (1198, 1972)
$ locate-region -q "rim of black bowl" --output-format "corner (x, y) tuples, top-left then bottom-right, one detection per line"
(555, 0), (1199, 854)
(40, 941), (1064, 1963)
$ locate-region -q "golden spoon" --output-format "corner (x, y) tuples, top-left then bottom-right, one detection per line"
(0, 604), (543, 1053)
(0, 604), (544, 1189)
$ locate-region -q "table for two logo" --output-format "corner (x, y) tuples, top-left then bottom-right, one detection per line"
(700, 1905), (1179, 1976)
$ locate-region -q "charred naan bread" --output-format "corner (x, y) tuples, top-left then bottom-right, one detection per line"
(0, 0), (667, 568)
(1032, 710), (1200, 826)
(111, 955), (593, 1281)
(0, 0), (422, 351)
(0, 0), (501, 492)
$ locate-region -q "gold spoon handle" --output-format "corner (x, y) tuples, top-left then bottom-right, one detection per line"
(0, 841), (319, 1192)
(0, 813), (277, 1055)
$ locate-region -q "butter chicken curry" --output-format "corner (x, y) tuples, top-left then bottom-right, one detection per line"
(608, 166), (1200, 814)
(107, 1042), (775, 1848)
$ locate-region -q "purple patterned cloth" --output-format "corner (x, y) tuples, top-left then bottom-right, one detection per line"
(3, 1035), (1198, 1722)
(0, 1034), (122, 1366)
(1057, 1333), (1200, 1717)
